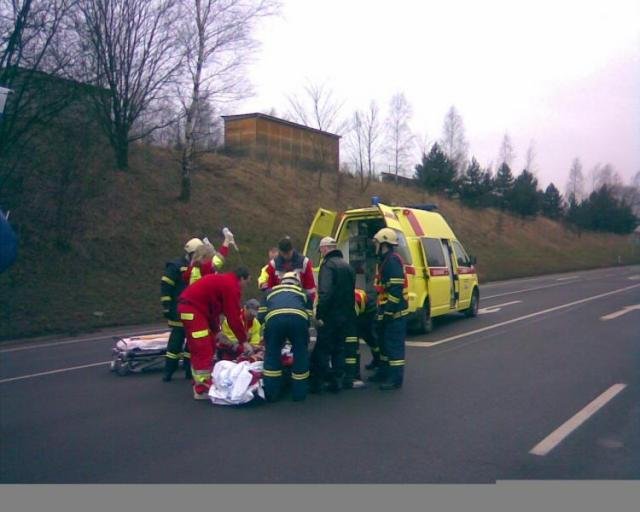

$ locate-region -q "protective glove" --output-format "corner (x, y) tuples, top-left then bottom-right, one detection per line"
(222, 227), (237, 250)
(242, 342), (254, 355)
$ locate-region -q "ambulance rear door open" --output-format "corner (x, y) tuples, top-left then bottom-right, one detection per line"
(303, 208), (337, 271)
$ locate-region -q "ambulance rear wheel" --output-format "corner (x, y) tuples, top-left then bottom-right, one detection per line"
(415, 301), (433, 334)
(464, 289), (479, 318)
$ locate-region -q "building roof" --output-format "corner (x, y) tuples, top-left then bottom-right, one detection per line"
(222, 112), (341, 139)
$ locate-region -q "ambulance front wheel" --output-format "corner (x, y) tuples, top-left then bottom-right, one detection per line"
(415, 301), (433, 334)
(464, 288), (479, 318)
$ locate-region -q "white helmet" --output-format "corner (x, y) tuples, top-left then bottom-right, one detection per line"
(319, 236), (337, 248)
(281, 271), (301, 285)
(184, 238), (204, 254)
(373, 228), (399, 246)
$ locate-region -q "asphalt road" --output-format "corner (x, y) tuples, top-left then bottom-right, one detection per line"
(1, 265), (639, 483)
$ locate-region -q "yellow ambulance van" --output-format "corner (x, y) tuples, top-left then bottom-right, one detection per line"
(303, 200), (480, 333)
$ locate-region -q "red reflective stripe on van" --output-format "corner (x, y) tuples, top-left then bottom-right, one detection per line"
(457, 266), (476, 275)
(429, 268), (449, 276)
(403, 209), (425, 236)
(405, 265), (416, 275)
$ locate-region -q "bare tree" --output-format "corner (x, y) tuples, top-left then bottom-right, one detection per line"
(498, 132), (516, 169)
(414, 129), (433, 161)
(177, 0), (277, 201)
(0, 0), (77, 191)
(566, 157), (584, 201)
(286, 81), (347, 185)
(385, 92), (414, 183)
(74, 0), (183, 170)
(524, 139), (537, 174)
(440, 105), (468, 175)
(287, 81), (345, 132)
(347, 101), (382, 191)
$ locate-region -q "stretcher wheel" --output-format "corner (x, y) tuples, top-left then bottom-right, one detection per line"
(112, 359), (131, 376)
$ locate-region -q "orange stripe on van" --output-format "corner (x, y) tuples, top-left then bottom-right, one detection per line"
(457, 266), (476, 275)
(403, 209), (425, 236)
(429, 267), (450, 276)
(405, 265), (416, 275)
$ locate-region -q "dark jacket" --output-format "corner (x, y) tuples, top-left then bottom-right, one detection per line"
(375, 248), (408, 320)
(258, 283), (314, 326)
(160, 257), (189, 323)
(316, 249), (356, 322)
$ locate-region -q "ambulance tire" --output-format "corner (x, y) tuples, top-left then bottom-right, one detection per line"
(415, 301), (433, 334)
(464, 288), (479, 318)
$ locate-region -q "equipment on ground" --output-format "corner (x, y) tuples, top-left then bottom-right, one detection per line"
(110, 332), (173, 376)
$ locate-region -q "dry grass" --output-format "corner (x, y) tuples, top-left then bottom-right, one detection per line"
(1, 146), (638, 339)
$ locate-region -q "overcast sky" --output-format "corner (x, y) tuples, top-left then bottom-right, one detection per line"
(239, 0), (640, 190)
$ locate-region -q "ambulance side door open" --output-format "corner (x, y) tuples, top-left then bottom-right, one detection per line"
(303, 208), (337, 272)
(451, 239), (475, 308)
(420, 237), (453, 315)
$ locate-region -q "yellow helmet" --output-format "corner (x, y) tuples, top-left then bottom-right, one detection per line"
(373, 227), (398, 245)
(184, 238), (204, 254)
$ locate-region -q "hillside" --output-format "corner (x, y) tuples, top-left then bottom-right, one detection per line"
(1, 146), (638, 340)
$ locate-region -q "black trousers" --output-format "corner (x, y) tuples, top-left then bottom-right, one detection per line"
(263, 314), (310, 401)
(357, 311), (379, 362)
(310, 316), (355, 385)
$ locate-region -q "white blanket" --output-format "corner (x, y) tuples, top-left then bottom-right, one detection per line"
(209, 360), (264, 405)
(115, 332), (170, 353)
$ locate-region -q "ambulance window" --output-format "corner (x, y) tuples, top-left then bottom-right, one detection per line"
(422, 238), (446, 267)
(304, 235), (322, 265)
(452, 240), (471, 267)
(392, 229), (412, 264)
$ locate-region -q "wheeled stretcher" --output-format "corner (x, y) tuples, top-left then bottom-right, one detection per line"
(110, 331), (172, 376)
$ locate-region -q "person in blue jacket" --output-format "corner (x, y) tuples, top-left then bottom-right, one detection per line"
(0, 209), (17, 273)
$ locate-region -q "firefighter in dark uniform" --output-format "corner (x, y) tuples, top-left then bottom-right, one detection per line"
(160, 237), (203, 382)
(310, 236), (357, 393)
(368, 228), (408, 390)
(258, 272), (314, 402)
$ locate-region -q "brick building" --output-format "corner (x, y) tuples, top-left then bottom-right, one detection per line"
(222, 113), (340, 171)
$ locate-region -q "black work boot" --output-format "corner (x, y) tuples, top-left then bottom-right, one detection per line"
(379, 367), (402, 390)
(183, 358), (192, 380)
(326, 374), (341, 394)
(379, 381), (402, 391)
(309, 378), (323, 394)
(162, 358), (179, 382)
(367, 366), (388, 383)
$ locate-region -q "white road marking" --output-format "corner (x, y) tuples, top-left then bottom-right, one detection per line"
(600, 304), (640, 321)
(0, 328), (166, 354)
(0, 361), (111, 384)
(478, 300), (522, 314)
(483, 281), (575, 300)
(407, 283), (640, 348)
(628, 275), (640, 281)
(556, 275), (579, 281)
(529, 383), (627, 456)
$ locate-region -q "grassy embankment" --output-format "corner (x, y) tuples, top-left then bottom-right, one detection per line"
(1, 146), (638, 339)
